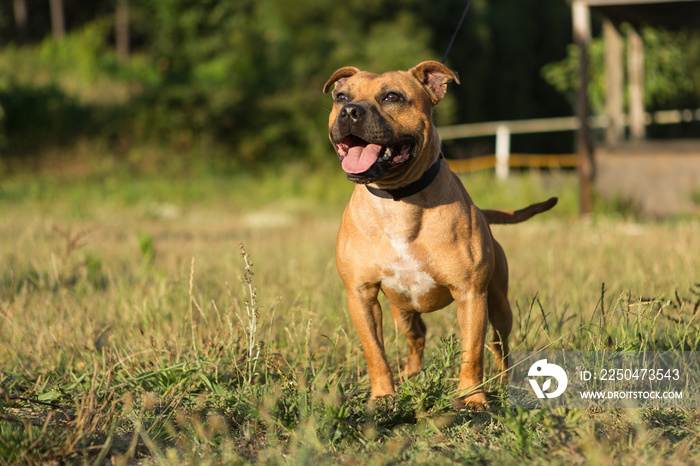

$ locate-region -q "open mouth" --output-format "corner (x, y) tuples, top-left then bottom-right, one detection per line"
(336, 135), (415, 176)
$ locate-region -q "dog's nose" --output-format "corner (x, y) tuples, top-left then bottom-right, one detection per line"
(339, 104), (366, 123)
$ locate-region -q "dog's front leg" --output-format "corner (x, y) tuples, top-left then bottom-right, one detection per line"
(345, 283), (395, 398)
(454, 288), (489, 408)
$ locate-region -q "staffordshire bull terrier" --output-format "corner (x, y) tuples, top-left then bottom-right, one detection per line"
(323, 60), (556, 408)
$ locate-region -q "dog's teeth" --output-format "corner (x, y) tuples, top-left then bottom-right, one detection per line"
(382, 147), (393, 160)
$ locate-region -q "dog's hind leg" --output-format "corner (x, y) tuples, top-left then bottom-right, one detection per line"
(487, 239), (513, 380)
(391, 305), (427, 380)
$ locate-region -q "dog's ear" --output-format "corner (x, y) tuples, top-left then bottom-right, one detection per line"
(323, 66), (360, 94)
(409, 61), (460, 104)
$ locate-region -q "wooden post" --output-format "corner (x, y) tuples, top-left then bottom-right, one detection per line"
(116, 0), (130, 60)
(48, 0), (65, 40)
(12, 0), (28, 44)
(572, 0), (594, 215)
(628, 26), (646, 141)
(604, 19), (624, 145)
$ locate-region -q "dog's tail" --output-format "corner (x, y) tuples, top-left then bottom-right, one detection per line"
(482, 197), (558, 225)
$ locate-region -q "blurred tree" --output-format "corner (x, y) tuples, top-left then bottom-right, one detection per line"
(49, 0), (65, 40)
(12, 0), (28, 44)
(129, 0), (439, 164)
(115, 0), (129, 60)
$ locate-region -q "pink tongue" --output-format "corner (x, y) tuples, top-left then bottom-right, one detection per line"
(341, 144), (382, 174)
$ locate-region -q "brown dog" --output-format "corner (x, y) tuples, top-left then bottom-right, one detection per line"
(323, 61), (556, 408)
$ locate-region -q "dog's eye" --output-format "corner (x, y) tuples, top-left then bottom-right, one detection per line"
(335, 93), (349, 103)
(383, 92), (403, 102)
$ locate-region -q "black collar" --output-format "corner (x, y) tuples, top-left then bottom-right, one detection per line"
(366, 155), (443, 201)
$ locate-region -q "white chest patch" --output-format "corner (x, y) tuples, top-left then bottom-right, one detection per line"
(381, 238), (437, 309)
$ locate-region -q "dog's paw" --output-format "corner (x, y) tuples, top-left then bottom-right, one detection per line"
(453, 390), (489, 411)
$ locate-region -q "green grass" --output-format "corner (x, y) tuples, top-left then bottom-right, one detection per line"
(1, 159), (700, 464)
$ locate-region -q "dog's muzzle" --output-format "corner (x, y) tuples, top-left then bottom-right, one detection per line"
(332, 104), (416, 183)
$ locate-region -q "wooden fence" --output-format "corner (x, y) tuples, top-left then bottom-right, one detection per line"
(446, 153), (578, 174)
(437, 109), (700, 176)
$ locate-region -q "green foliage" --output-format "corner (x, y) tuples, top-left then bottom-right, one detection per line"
(0, 21), (157, 155)
(641, 26), (695, 106)
(38, 19), (111, 85)
(0, 20), (158, 100)
(128, 0), (442, 164)
(492, 408), (547, 456)
(541, 41), (604, 110)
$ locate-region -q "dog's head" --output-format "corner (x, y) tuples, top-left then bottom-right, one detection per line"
(323, 61), (459, 187)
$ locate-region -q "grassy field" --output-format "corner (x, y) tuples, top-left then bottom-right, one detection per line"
(1, 161), (699, 464)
